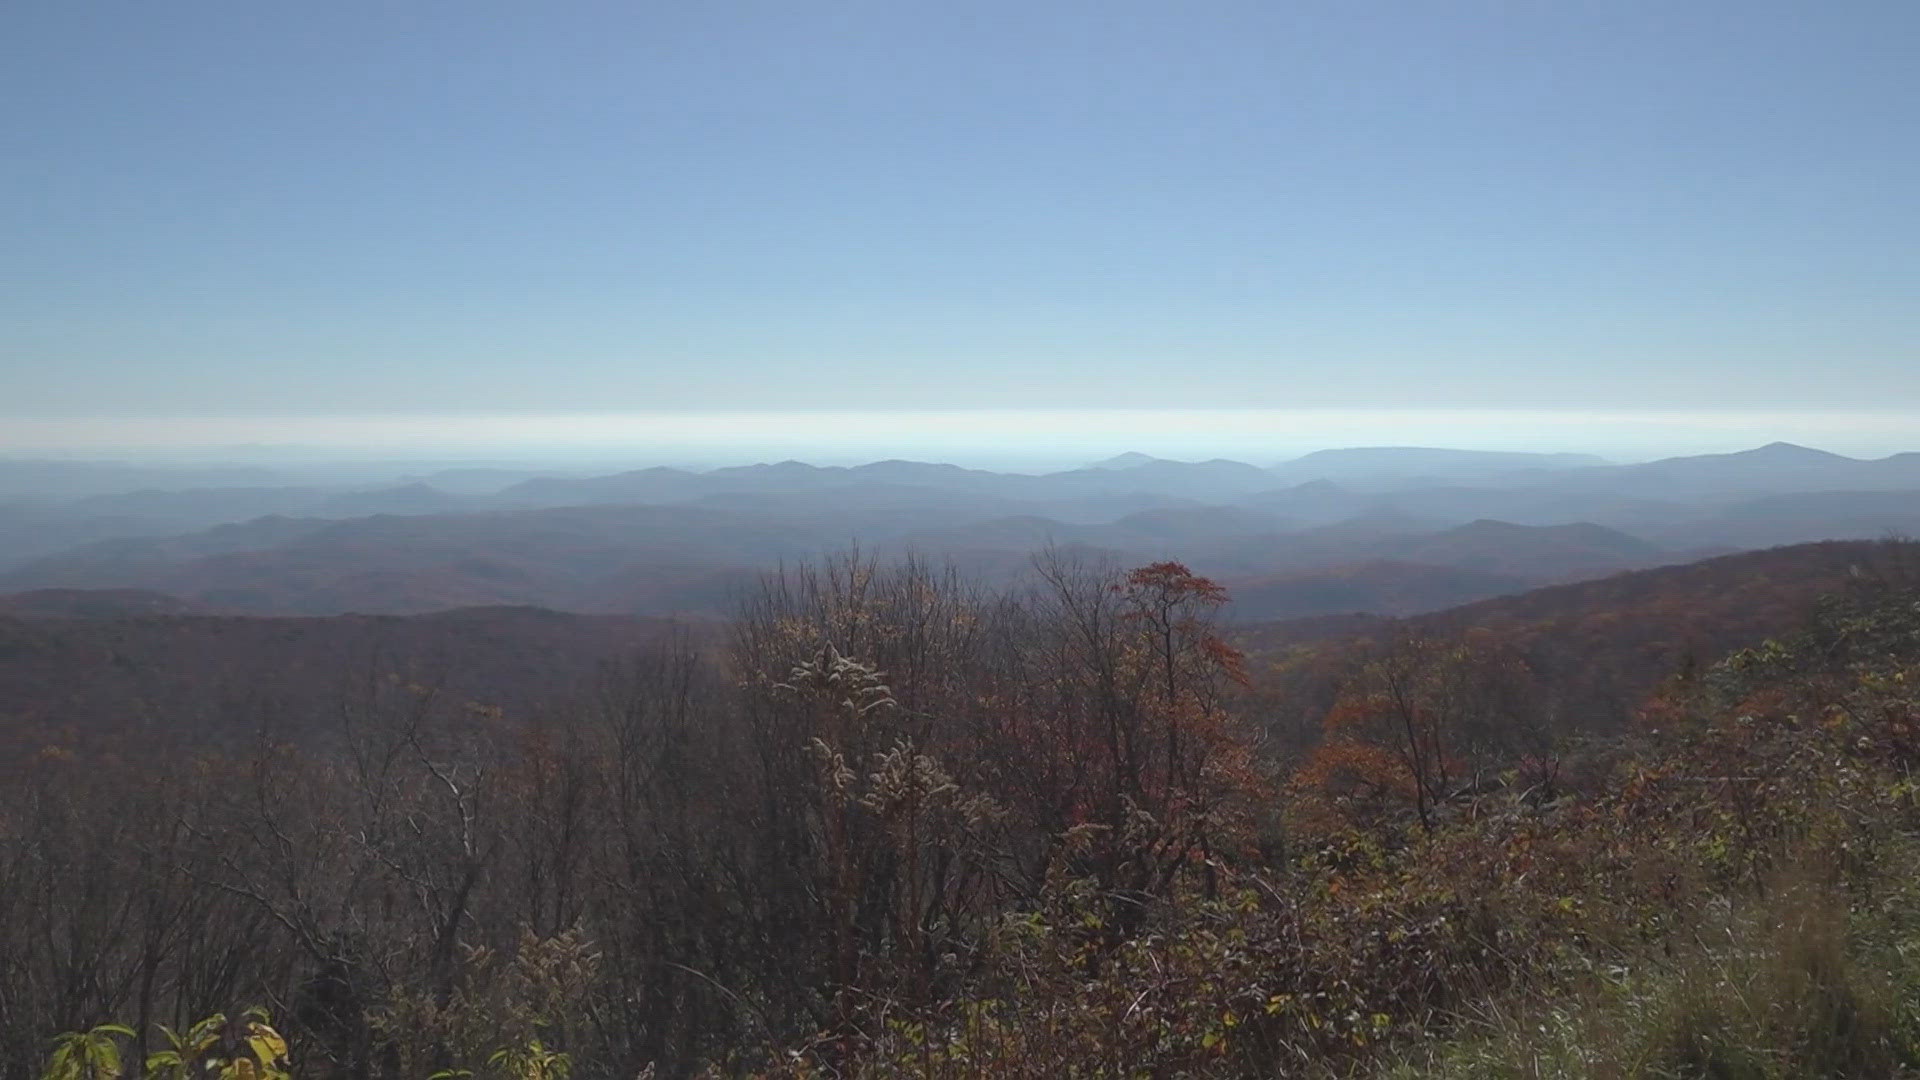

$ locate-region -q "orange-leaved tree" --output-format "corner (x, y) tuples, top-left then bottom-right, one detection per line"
(1020, 555), (1261, 903)
(1308, 630), (1536, 831)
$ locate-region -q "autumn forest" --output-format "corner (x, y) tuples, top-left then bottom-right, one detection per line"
(8, 533), (1920, 1078)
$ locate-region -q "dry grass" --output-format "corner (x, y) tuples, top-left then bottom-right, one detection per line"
(1387, 875), (1920, 1080)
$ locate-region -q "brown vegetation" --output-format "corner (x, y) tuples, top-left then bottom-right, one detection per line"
(7, 540), (1920, 1078)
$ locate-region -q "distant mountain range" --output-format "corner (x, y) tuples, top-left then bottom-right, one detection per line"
(2, 443), (1916, 619)
(1268, 446), (1610, 485)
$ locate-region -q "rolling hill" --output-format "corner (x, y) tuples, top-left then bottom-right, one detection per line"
(4, 444), (1916, 620)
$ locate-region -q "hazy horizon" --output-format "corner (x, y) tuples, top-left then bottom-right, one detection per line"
(0, 408), (1916, 472)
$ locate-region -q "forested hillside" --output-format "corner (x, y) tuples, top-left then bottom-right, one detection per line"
(1240, 539), (1920, 756)
(0, 606), (684, 746)
(9, 540), (1920, 1078)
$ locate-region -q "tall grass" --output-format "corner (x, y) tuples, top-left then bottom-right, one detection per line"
(1387, 874), (1920, 1080)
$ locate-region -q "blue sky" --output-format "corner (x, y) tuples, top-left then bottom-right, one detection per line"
(2, 1), (1915, 456)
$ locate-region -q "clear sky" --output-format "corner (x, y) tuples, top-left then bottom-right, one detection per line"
(2, 1), (1916, 458)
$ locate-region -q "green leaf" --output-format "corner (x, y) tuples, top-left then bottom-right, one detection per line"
(246, 1027), (288, 1065)
(189, 1015), (226, 1044)
(44, 1041), (78, 1080)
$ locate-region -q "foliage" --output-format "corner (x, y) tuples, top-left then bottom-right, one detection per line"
(12, 544), (1920, 1079)
(41, 1025), (133, 1080)
(43, 1011), (289, 1080)
(372, 929), (596, 1080)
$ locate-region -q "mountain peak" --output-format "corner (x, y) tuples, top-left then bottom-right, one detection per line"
(1087, 451), (1163, 470)
(1746, 441), (1849, 461)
